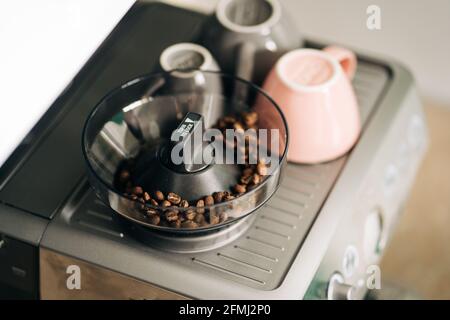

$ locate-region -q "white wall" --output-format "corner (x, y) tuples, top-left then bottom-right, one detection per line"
(286, 0), (450, 106)
(169, 0), (450, 106)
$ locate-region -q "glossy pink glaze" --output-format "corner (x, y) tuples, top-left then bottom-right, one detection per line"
(262, 46), (360, 163)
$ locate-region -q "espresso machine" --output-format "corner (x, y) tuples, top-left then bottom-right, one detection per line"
(0, 0), (427, 299)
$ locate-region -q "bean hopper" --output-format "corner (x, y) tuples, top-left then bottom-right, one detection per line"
(82, 70), (288, 251)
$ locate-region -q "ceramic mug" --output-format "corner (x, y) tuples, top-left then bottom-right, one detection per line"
(262, 46), (360, 163)
(158, 42), (224, 127)
(158, 42), (222, 94)
(202, 0), (302, 84)
(159, 42), (220, 75)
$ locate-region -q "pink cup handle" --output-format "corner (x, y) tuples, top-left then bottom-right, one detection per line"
(323, 46), (357, 80)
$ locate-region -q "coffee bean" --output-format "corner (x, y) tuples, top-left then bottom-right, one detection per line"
(161, 200), (171, 207)
(223, 193), (235, 201)
(145, 208), (158, 216)
(257, 162), (267, 176)
(234, 184), (246, 194)
(233, 121), (245, 133)
(242, 111), (258, 127)
(219, 212), (228, 223)
(143, 192), (151, 202)
(165, 210), (178, 222)
(119, 170), (130, 182)
(217, 119), (227, 130)
(184, 209), (196, 220)
(154, 190), (164, 201)
(170, 220), (181, 228)
(149, 199), (159, 207)
(132, 186), (143, 196)
(208, 212), (219, 225)
(167, 192), (181, 205)
(148, 214), (160, 225)
(240, 175), (252, 185)
(242, 167), (254, 177)
(213, 192), (224, 203)
(196, 199), (205, 214)
(223, 116), (237, 125)
(251, 173), (261, 185)
(129, 194), (138, 201)
(204, 195), (214, 206)
(194, 213), (205, 224)
(179, 200), (189, 208)
(181, 220), (198, 229)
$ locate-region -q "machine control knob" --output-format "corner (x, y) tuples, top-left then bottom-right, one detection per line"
(327, 273), (356, 300)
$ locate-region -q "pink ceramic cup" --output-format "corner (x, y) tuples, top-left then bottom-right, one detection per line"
(262, 46), (360, 164)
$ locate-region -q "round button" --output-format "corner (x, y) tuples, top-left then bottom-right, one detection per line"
(384, 164), (398, 195)
(363, 208), (384, 261)
(408, 115), (425, 151)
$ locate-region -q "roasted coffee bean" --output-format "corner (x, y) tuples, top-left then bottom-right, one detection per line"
(143, 192), (151, 202)
(181, 220), (198, 229)
(184, 209), (196, 220)
(154, 190), (165, 201)
(240, 175), (252, 185)
(179, 200), (189, 208)
(196, 199), (205, 214)
(251, 173), (261, 185)
(194, 213), (205, 224)
(242, 167), (255, 178)
(217, 119), (227, 129)
(241, 111), (258, 127)
(170, 220), (181, 228)
(167, 192), (181, 204)
(223, 115), (236, 125)
(161, 200), (171, 207)
(145, 208), (158, 216)
(165, 210), (178, 222)
(213, 192), (224, 203)
(234, 184), (246, 194)
(149, 199), (159, 207)
(204, 195), (214, 206)
(137, 197), (145, 204)
(256, 162), (267, 176)
(119, 170), (130, 182)
(148, 214), (160, 225)
(219, 212), (228, 223)
(223, 193), (235, 201)
(233, 121), (245, 133)
(208, 212), (219, 225)
(129, 194), (138, 201)
(132, 186), (144, 196)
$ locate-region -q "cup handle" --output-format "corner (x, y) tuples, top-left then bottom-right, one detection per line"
(323, 46), (357, 80)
